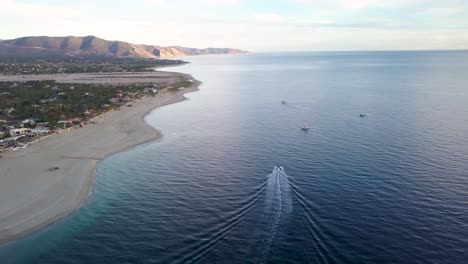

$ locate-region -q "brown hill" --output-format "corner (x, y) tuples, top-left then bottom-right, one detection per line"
(0, 35), (247, 59)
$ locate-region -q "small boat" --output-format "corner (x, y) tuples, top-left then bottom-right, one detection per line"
(301, 124), (311, 131)
(359, 114), (367, 118)
(272, 166), (285, 174)
(282, 100), (286, 105)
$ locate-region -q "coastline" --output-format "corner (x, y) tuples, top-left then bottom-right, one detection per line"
(0, 72), (201, 245)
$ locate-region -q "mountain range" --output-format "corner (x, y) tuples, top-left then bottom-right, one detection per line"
(0, 35), (247, 59)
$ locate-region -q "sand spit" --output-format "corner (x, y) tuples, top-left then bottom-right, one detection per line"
(0, 71), (200, 245)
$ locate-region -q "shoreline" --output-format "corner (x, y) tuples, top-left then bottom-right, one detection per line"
(0, 71), (201, 246)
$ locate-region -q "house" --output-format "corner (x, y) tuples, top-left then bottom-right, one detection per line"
(20, 118), (37, 126)
(35, 122), (49, 128)
(2, 108), (15, 116)
(57, 118), (82, 127)
(31, 128), (50, 135)
(144, 88), (158, 94)
(68, 118), (82, 124)
(8, 128), (32, 136)
(57, 120), (70, 126)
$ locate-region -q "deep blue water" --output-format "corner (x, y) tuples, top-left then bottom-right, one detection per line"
(1, 51), (468, 263)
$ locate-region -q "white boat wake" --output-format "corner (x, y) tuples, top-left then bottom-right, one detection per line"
(257, 166), (293, 262)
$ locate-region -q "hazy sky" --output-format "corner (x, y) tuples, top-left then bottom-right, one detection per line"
(1, 0), (467, 51)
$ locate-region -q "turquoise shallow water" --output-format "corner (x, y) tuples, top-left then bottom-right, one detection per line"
(1, 51), (468, 263)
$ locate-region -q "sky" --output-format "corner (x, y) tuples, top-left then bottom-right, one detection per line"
(0, 0), (467, 51)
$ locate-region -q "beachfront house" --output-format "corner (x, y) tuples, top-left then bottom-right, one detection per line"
(8, 128), (32, 136)
(57, 120), (71, 128)
(30, 128), (50, 135)
(57, 118), (82, 128)
(69, 118), (82, 124)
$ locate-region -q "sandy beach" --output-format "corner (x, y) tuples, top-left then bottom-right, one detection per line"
(0, 71), (200, 245)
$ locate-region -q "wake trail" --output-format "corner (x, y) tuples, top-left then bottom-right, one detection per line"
(256, 168), (293, 263)
(173, 182), (268, 264)
(283, 103), (309, 111)
(289, 181), (346, 264)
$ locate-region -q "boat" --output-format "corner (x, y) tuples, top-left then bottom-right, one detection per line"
(359, 114), (367, 118)
(273, 166), (285, 174)
(301, 124), (311, 131)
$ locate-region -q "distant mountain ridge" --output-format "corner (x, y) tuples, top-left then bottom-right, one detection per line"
(0, 35), (247, 59)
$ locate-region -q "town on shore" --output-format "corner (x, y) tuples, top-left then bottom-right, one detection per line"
(0, 58), (191, 154)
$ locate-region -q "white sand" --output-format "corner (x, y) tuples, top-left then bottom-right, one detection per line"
(0, 73), (200, 244)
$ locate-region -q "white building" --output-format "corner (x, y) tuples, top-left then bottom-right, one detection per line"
(31, 128), (50, 135)
(20, 118), (36, 126)
(8, 128), (32, 136)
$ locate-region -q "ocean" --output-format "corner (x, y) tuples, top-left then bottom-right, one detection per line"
(1, 51), (468, 263)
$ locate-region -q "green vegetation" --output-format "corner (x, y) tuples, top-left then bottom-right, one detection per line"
(0, 56), (193, 138)
(0, 80), (156, 128)
(0, 58), (187, 75)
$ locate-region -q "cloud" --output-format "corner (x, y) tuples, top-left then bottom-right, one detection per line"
(425, 7), (466, 16)
(144, 0), (166, 5)
(0, 0), (81, 18)
(317, 20), (335, 25)
(254, 13), (287, 23)
(0, 0), (467, 51)
(144, 0), (240, 6)
(203, 0), (241, 4)
(288, 0), (440, 10)
(339, 0), (373, 9)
